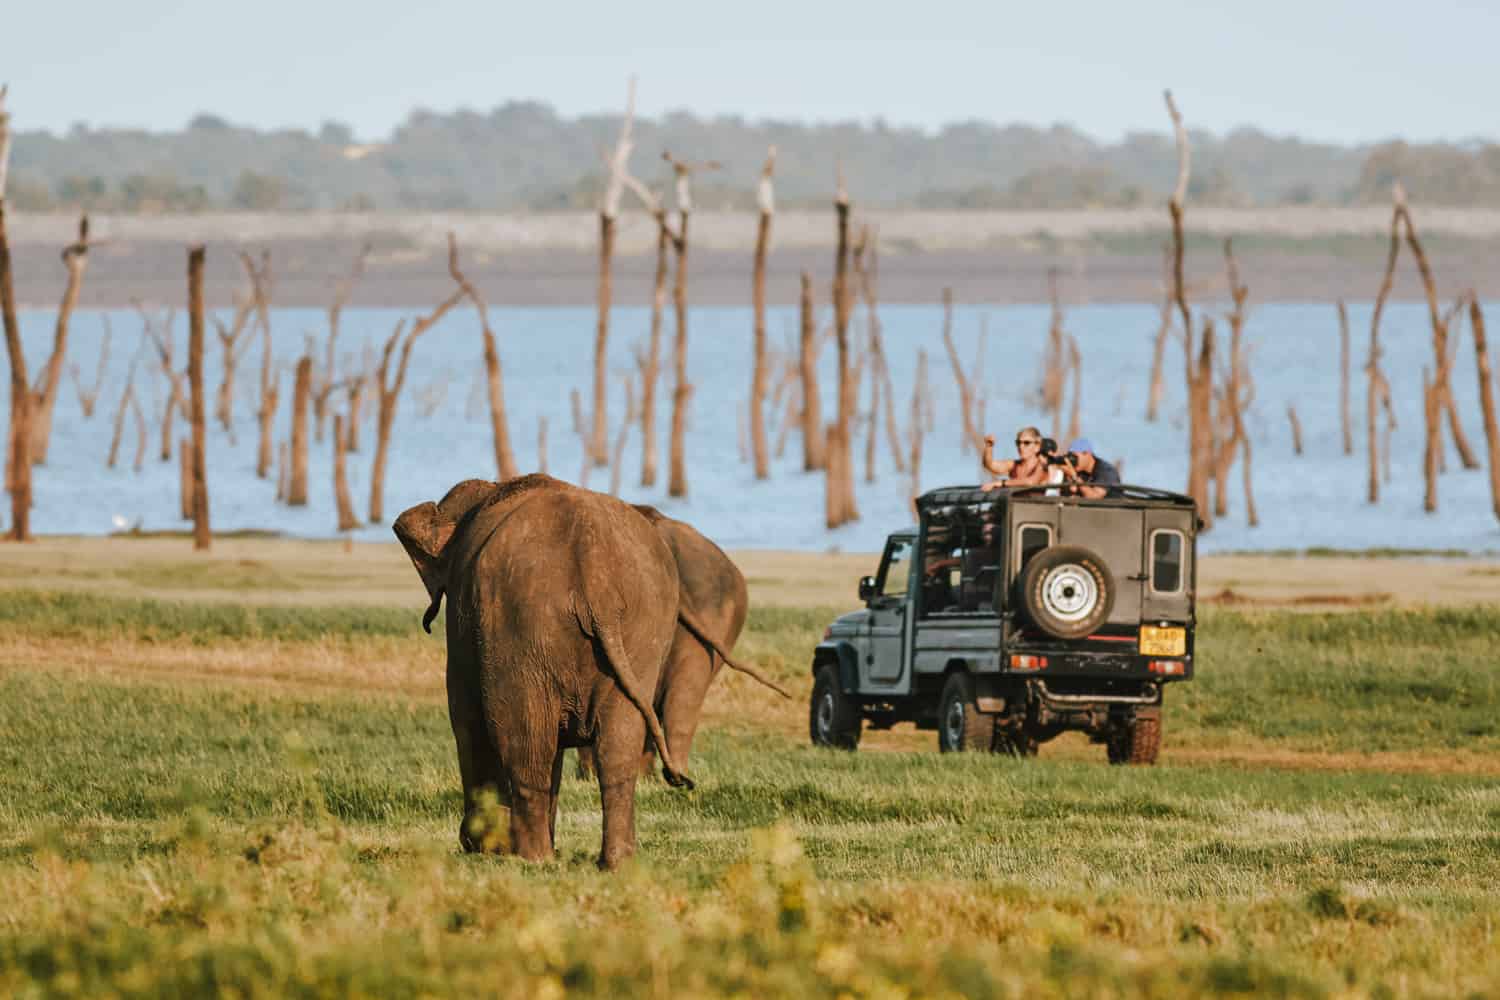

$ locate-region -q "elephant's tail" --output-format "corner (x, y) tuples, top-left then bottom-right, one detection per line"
(677, 606), (793, 700)
(591, 616), (695, 791)
(421, 588), (444, 634)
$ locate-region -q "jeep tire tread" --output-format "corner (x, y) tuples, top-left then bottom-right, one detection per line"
(938, 673), (993, 753)
(810, 664), (861, 750)
(1107, 713), (1161, 765)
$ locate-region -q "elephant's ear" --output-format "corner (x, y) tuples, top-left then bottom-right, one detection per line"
(393, 501), (455, 602)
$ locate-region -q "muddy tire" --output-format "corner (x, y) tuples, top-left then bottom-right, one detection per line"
(1107, 713), (1161, 765)
(938, 673), (993, 753)
(1019, 544), (1115, 640)
(810, 664), (861, 750)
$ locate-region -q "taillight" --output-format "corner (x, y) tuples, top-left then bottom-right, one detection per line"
(1149, 659), (1185, 676)
(1009, 654), (1048, 670)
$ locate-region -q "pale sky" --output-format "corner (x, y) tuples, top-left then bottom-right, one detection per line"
(8, 0), (1499, 144)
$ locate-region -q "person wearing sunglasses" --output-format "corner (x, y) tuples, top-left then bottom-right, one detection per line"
(980, 426), (1049, 491)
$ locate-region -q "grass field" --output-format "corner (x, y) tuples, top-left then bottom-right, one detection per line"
(1, 545), (1498, 997)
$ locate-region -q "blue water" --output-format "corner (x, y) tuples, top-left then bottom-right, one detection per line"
(7, 300), (1499, 553)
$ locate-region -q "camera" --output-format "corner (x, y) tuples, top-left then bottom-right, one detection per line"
(1040, 438), (1071, 466)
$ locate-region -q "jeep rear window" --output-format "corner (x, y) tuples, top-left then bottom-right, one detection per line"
(1017, 524), (1051, 571)
(1150, 530), (1184, 594)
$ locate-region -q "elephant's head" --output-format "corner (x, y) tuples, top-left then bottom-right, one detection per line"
(393, 478), (501, 631)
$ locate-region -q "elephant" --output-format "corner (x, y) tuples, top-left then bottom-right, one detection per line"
(393, 473), (693, 869)
(577, 505), (788, 780)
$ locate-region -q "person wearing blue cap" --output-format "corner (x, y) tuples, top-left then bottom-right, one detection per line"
(1062, 438), (1120, 499)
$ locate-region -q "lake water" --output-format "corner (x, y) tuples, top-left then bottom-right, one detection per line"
(7, 299), (1499, 555)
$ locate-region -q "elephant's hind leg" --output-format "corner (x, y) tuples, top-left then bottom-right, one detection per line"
(505, 731), (562, 863)
(593, 703), (647, 870)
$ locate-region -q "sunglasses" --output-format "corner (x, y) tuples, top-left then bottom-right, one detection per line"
(1015, 439), (1040, 447)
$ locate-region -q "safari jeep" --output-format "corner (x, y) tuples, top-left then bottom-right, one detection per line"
(809, 484), (1197, 764)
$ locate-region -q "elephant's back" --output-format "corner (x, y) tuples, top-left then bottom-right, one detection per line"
(662, 518), (749, 646)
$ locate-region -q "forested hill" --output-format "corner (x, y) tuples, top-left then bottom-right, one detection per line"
(8, 102), (1499, 213)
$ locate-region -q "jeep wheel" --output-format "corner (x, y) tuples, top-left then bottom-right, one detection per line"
(1107, 713), (1161, 765)
(938, 673), (992, 753)
(1019, 544), (1115, 640)
(810, 664), (861, 750)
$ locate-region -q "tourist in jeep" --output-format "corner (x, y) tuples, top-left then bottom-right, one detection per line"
(980, 426), (1048, 490)
(1061, 438), (1121, 499)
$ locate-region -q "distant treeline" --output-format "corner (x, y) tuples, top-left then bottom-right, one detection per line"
(8, 102), (1500, 213)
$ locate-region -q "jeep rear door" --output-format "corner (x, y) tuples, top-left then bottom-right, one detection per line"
(1140, 507), (1193, 622)
(1058, 505), (1143, 625)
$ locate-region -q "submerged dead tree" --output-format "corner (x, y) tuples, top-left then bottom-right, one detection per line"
(617, 170), (680, 488)
(750, 147), (776, 480)
(908, 349), (930, 512)
(186, 247), (210, 550)
(316, 244), (370, 443)
(799, 271), (825, 471)
(1042, 269), (1068, 440)
(1338, 301), (1353, 455)
(29, 215), (90, 464)
(368, 256), (464, 523)
(1366, 201), (1400, 504)
(243, 251), (279, 479)
(940, 288), (984, 455)
(332, 414), (359, 532)
(1469, 298), (1500, 522)
(70, 317), (110, 419)
(825, 169), (859, 528)
(590, 81), (637, 468)
(448, 234), (517, 480)
(1165, 90), (1214, 528)
(664, 151), (719, 499)
(1145, 246), (1172, 423)
(0, 87), (33, 540)
(287, 354), (312, 506)
(136, 304), (184, 463)
(212, 293), (255, 440)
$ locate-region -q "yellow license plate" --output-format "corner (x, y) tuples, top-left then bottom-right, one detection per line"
(1139, 626), (1186, 656)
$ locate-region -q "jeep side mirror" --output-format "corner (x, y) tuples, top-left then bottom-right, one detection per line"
(858, 575), (877, 602)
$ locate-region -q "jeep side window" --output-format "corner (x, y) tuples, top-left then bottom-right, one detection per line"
(1016, 524), (1052, 574)
(1150, 530), (1184, 594)
(877, 539), (913, 599)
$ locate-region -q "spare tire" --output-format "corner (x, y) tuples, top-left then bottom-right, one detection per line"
(1019, 544), (1115, 639)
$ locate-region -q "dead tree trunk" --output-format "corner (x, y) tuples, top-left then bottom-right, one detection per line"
(369, 281), (465, 523)
(591, 82), (637, 468)
(750, 147), (776, 480)
(242, 251), (278, 479)
(70, 316), (110, 419)
(138, 305), (184, 464)
(187, 247), (210, 549)
(537, 416), (548, 475)
(909, 349), (929, 512)
(30, 215), (90, 464)
(1146, 246), (1172, 422)
(1338, 300), (1353, 455)
(179, 437), (193, 520)
(288, 355), (312, 506)
(318, 244), (370, 444)
(1043, 269), (1067, 440)
(333, 414), (359, 532)
(1468, 298), (1500, 522)
(1165, 90), (1212, 529)
(213, 296), (254, 439)
(663, 152), (717, 499)
(940, 288), (983, 455)
(799, 271), (825, 471)
(640, 223), (669, 486)
(448, 234), (517, 480)
(276, 441), (289, 502)
(1398, 187), (1480, 472)
(1423, 367), (1441, 513)
(1065, 336), (1082, 447)
(107, 374), (136, 470)
(825, 173), (859, 528)
(1367, 203), (1400, 503)
(1286, 405), (1304, 455)
(1, 201), (34, 538)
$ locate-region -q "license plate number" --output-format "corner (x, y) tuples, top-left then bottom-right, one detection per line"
(1139, 626), (1186, 656)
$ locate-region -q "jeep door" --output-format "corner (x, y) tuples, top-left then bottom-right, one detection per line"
(866, 536), (913, 685)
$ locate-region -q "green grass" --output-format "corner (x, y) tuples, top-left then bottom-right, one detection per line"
(2, 593), (1499, 995)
